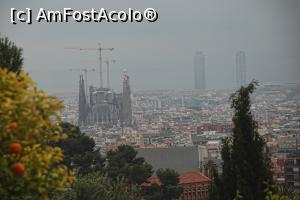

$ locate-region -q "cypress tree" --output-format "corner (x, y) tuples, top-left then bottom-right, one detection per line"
(208, 166), (223, 200)
(213, 81), (273, 200)
(230, 81), (271, 200)
(221, 137), (236, 200)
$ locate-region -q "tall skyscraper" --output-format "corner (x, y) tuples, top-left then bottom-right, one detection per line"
(236, 51), (247, 88)
(194, 51), (206, 90)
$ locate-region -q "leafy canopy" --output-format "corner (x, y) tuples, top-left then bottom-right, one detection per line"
(0, 69), (74, 200)
(54, 122), (104, 176)
(209, 81), (273, 200)
(143, 168), (183, 200)
(55, 172), (139, 200)
(106, 145), (153, 185)
(0, 35), (23, 73)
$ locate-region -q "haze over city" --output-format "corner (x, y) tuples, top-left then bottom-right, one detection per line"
(0, 0), (300, 93)
(1, 0), (300, 199)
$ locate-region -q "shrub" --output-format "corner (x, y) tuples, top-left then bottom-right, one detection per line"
(0, 69), (75, 200)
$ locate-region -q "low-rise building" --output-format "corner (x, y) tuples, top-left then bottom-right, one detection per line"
(144, 171), (210, 200)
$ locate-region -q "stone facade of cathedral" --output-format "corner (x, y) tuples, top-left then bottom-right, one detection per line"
(78, 72), (132, 128)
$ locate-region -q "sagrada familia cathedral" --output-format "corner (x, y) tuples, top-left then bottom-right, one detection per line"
(78, 70), (132, 128)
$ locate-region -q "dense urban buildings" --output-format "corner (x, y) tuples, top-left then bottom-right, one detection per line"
(60, 82), (300, 195)
(284, 151), (300, 194)
(194, 51), (206, 90)
(236, 51), (247, 88)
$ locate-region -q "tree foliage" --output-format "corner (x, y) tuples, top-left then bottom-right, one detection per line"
(55, 172), (139, 200)
(0, 35), (23, 73)
(220, 137), (236, 200)
(210, 81), (273, 200)
(0, 69), (74, 200)
(265, 189), (299, 200)
(53, 122), (104, 176)
(143, 168), (183, 200)
(157, 168), (183, 200)
(106, 145), (153, 185)
(208, 167), (223, 200)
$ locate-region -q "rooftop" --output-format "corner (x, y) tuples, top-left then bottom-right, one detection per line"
(144, 171), (210, 186)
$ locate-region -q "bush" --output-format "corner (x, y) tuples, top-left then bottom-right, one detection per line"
(0, 69), (75, 200)
(55, 172), (139, 200)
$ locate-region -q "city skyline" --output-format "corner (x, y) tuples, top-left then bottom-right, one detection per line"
(1, 1), (300, 198)
(0, 0), (299, 93)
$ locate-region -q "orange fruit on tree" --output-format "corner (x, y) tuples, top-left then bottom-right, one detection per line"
(11, 163), (25, 175)
(9, 143), (22, 154)
(57, 156), (64, 162)
(8, 122), (18, 130)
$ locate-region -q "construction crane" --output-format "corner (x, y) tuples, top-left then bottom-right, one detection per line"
(69, 68), (95, 99)
(105, 58), (116, 89)
(65, 43), (114, 89)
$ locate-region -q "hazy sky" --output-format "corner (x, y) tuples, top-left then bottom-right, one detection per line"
(1, 0), (300, 93)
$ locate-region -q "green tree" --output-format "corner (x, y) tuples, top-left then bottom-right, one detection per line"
(211, 81), (273, 200)
(157, 168), (183, 200)
(53, 122), (104, 176)
(265, 188), (299, 200)
(221, 137), (236, 200)
(230, 81), (272, 200)
(142, 183), (162, 200)
(106, 145), (153, 185)
(55, 172), (139, 200)
(0, 35), (23, 73)
(0, 69), (74, 200)
(208, 167), (223, 200)
(270, 185), (299, 200)
(143, 168), (183, 200)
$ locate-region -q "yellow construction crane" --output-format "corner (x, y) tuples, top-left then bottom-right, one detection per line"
(65, 43), (114, 89)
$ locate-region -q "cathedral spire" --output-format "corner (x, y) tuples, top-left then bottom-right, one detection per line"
(121, 70), (132, 126)
(78, 75), (87, 126)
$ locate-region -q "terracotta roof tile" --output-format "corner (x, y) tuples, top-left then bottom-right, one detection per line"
(143, 171), (210, 186)
(179, 171), (210, 184)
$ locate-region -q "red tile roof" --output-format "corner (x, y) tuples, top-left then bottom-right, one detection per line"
(144, 171), (210, 186)
(179, 171), (210, 184)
